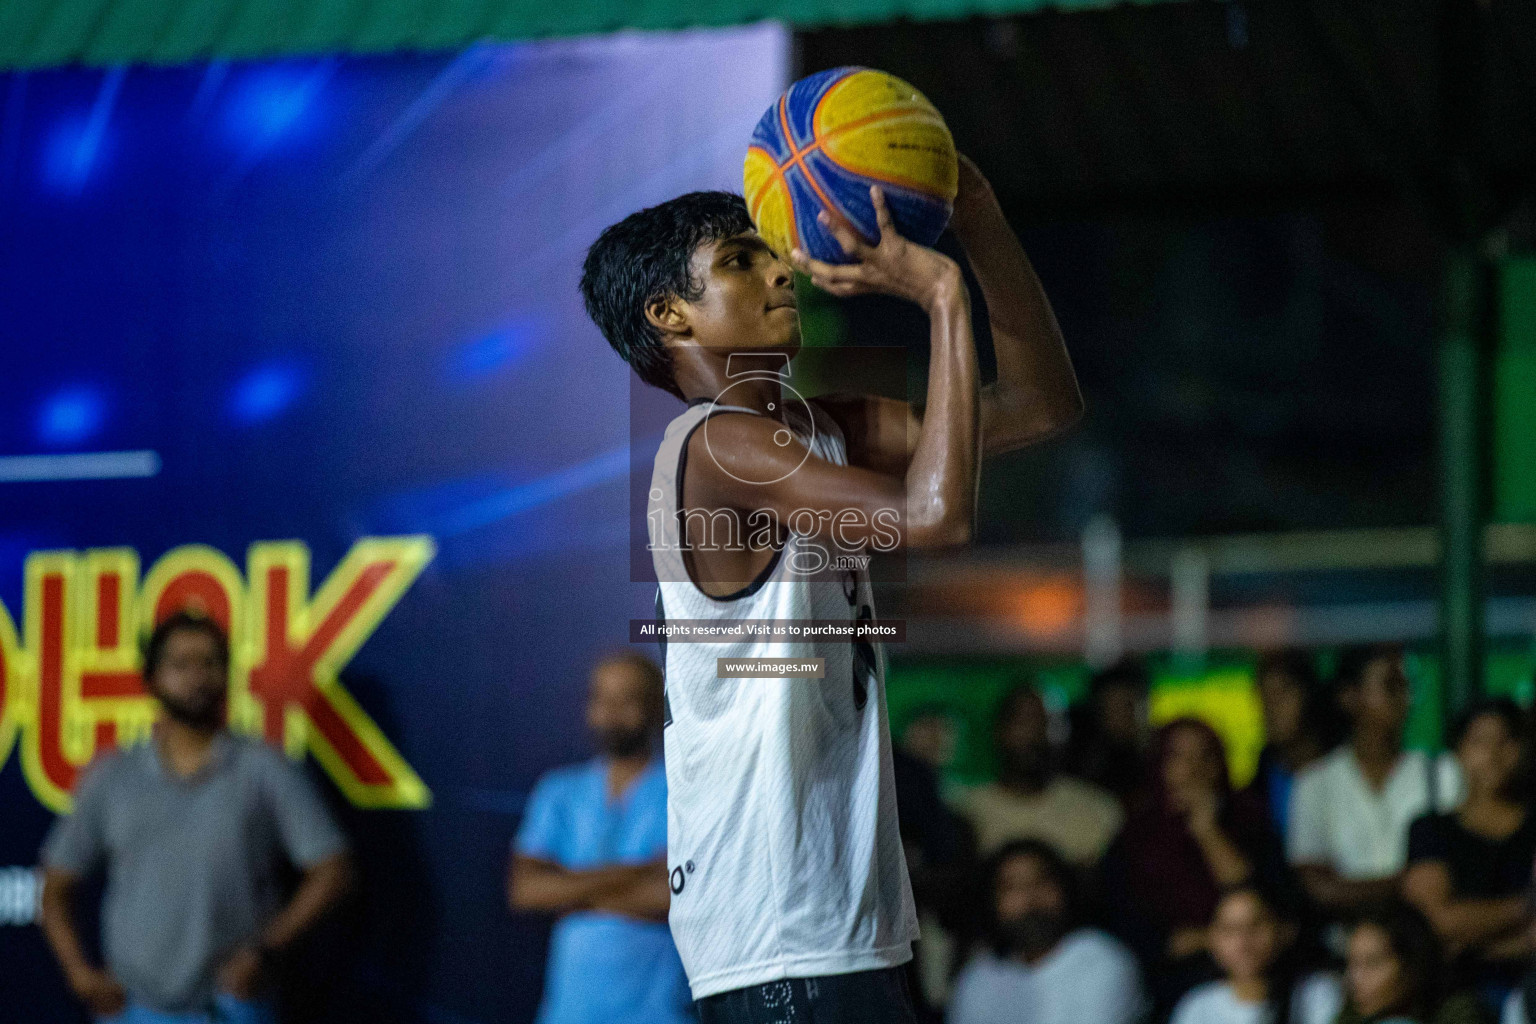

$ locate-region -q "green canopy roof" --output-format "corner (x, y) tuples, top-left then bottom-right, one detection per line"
(0, 0), (1179, 71)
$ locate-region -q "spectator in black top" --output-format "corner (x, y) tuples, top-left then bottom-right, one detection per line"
(1403, 699), (1536, 994)
(1336, 901), (1487, 1024)
(1244, 651), (1338, 838)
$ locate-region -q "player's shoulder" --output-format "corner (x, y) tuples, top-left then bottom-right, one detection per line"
(680, 406), (809, 483)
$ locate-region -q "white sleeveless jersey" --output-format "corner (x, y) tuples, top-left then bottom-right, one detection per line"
(648, 397), (918, 1000)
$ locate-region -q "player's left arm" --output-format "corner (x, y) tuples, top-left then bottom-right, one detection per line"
(816, 154), (1082, 472)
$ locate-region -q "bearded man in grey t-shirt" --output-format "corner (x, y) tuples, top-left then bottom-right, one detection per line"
(38, 611), (353, 1022)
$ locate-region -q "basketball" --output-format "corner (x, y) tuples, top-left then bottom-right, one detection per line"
(744, 67), (958, 266)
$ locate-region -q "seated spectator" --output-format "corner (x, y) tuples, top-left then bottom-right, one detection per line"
(1101, 718), (1291, 1016)
(1246, 650), (1338, 837)
(1288, 645), (1463, 921)
(1064, 658), (1151, 809)
(948, 840), (1144, 1024)
(1336, 902), (1487, 1024)
(1171, 884), (1342, 1024)
(960, 683), (1123, 865)
(1403, 699), (1536, 993)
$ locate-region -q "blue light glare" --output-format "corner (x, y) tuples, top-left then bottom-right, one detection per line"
(41, 116), (100, 190)
(222, 64), (329, 150)
(36, 386), (106, 445)
(40, 67), (126, 193)
(229, 361), (308, 423)
(444, 321), (537, 384)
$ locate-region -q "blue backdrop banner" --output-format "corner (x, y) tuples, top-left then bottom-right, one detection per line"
(0, 24), (788, 1024)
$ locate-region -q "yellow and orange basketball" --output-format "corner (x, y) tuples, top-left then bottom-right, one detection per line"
(744, 67), (958, 265)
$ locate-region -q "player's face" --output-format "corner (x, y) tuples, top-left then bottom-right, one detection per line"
(675, 232), (799, 355)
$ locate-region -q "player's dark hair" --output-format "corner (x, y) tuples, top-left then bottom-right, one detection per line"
(580, 191), (753, 400)
(142, 611), (229, 684)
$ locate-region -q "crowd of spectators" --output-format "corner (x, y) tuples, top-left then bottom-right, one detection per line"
(39, 627), (1536, 1024)
(901, 643), (1536, 1024)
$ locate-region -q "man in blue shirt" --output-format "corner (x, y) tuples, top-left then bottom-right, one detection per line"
(508, 652), (693, 1024)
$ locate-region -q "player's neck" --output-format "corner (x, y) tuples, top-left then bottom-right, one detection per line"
(685, 374), (785, 420)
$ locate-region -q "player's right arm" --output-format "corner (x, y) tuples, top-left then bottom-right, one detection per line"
(699, 188), (979, 551)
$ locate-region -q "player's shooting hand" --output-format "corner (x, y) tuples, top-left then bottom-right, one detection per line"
(67, 964), (126, 1017)
(789, 186), (961, 312)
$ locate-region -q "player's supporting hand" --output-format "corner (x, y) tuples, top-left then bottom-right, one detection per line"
(789, 186), (961, 312)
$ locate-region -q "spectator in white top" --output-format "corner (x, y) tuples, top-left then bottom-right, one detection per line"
(947, 839), (1144, 1024)
(958, 683), (1123, 864)
(1170, 884), (1342, 1024)
(1286, 644), (1462, 919)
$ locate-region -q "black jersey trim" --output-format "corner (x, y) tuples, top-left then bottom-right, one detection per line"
(675, 409), (784, 604)
(655, 586), (674, 728)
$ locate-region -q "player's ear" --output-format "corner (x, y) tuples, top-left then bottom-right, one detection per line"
(644, 293), (690, 339)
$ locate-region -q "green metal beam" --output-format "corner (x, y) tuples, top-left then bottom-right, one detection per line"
(1495, 259), (1536, 523)
(0, 0), (1185, 72)
(1437, 247), (1493, 720)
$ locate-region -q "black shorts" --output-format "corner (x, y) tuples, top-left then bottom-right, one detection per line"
(695, 966), (920, 1024)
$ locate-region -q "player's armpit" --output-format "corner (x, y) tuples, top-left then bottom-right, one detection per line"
(689, 412), (961, 550)
(980, 380), (1082, 455)
(811, 393), (918, 476)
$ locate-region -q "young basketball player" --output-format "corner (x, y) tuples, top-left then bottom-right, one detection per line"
(580, 155), (1081, 1024)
